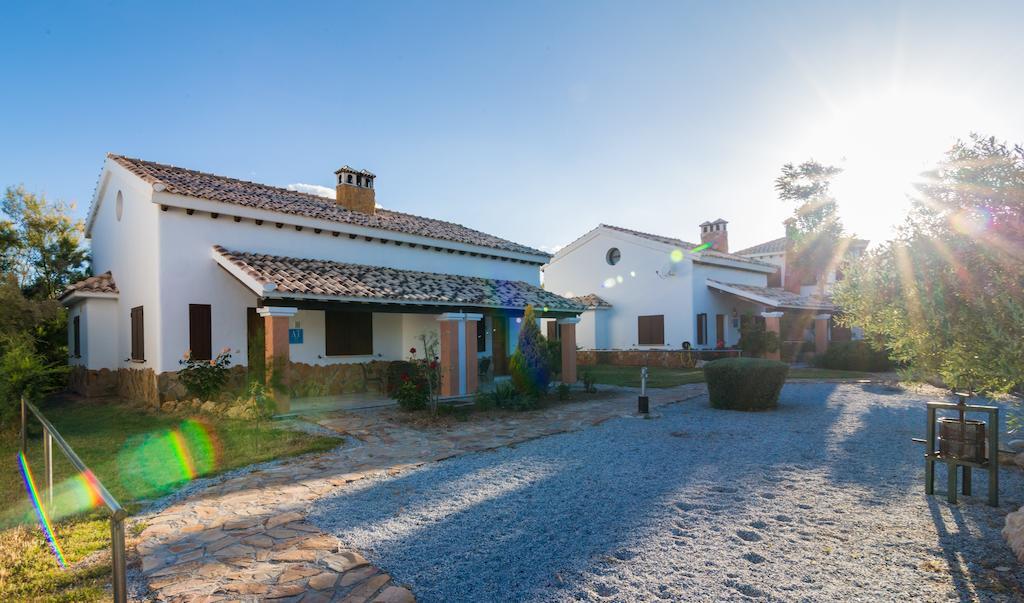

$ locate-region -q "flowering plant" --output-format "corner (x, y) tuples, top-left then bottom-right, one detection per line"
(178, 347), (232, 400)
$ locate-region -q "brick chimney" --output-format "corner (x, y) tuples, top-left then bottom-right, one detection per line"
(334, 166), (376, 214)
(699, 218), (729, 252)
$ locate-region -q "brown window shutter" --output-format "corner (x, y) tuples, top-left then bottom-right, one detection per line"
(130, 306), (145, 361)
(696, 313), (707, 345)
(73, 316), (81, 357)
(189, 304), (213, 360)
(638, 315), (664, 345)
(325, 311), (373, 356)
(652, 315), (664, 345)
(546, 321), (558, 341)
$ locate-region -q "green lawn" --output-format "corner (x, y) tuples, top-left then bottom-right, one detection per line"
(582, 364), (880, 388)
(0, 395), (339, 601)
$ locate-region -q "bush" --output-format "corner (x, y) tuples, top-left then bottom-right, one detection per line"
(814, 340), (893, 372)
(704, 357), (789, 411)
(386, 360), (420, 396)
(0, 333), (68, 424)
(510, 305), (551, 398)
(544, 338), (562, 376)
(556, 383), (571, 401)
(178, 348), (232, 399)
(474, 381), (537, 411)
(394, 378), (429, 411)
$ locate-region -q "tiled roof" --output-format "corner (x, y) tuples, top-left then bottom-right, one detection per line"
(59, 271), (118, 301)
(108, 155), (548, 258)
(600, 224), (774, 268)
(213, 246), (584, 313)
(734, 236), (788, 256)
(570, 294), (612, 309)
(706, 279), (834, 311)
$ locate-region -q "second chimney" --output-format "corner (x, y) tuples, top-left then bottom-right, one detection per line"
(699, 218), (729, 252)
(335, 166), (376, 214)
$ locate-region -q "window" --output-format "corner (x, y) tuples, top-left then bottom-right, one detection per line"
(696, 313), (707, 345)
(325, 310), (373, 356)
(115, 191), (124, 222)
(638, 315), (665, 345)
(606, 247), (621, 265)
(189, 304), (212, 360)
(477, 317), (487, 352)
(72, 315), (81, 358)
(130, 306), (145, 361)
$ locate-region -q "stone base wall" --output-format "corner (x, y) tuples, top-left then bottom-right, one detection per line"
(287, 361), (389, 397)
(577, 349), (742, 369)
(117, 367), (161, 408)
(68, 366), (119, 398)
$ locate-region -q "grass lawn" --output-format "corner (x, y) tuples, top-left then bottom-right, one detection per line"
(582, 364), (880, 388)
(0, 395), (339, 602)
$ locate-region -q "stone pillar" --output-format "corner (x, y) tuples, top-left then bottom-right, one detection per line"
(814, 313), (831, 355)
(558, 317), (581, 384)
(438, 317), (460, 398)
(257, 306), (298, 413)
(761, 311), (784, 361)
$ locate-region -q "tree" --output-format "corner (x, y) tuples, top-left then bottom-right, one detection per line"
(775, 160), (846, 291)
(509, 305), (551, 398)
(2, 185), (89, 299)
(834, 134), (1024, 394)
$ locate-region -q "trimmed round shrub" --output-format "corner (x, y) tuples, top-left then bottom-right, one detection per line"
(704, 357), (789, 411)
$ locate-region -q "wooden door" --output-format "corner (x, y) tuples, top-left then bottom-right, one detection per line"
(492, 316), (509, 375)
(715, 314), (725, 346)
(246, 307), (265, 377)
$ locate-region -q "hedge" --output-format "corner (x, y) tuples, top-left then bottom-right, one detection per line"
(813, 340), (893, 372)
(704, 357), (789, 411)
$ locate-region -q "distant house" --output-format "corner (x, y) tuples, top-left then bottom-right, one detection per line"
(543, 220), (863, 360)
(60, 155), (583, 409)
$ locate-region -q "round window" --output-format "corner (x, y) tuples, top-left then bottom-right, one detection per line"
(606, 247), (621, 265)
(115, 191), (124, 222)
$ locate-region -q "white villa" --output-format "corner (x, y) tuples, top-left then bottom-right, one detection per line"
(542, 221), (859, 360)
(60, 155), (583, 409)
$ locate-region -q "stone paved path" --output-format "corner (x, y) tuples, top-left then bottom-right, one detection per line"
(134, 384), (706, 601)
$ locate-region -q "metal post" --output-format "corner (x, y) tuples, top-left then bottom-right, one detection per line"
(988, 408), (999, 507)
(111, 516), (127, 603)
(925, 406), (935, 495)
(638, 367), (649, 414)
(20, 396), (27, 456)
(946, 460), (957, 504)
(45, 433), (53, 509)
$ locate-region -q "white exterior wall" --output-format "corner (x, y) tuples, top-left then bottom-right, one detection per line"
(690, 263), (767, 348)
(66, 298), (119, 369)
(86, 161), (163, 370)
(543, 229), (694, 349)
(81, 162), (546, 374)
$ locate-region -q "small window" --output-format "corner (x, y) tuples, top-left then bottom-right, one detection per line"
(73, 315), (81, 358)
(325, 311), (373, 356)
(115, 191), (124, 222)
(130, 306), (145, 361)
(606, 248), (621, 265)
(189, 304), (212, 360)
(638, 315), (665, 345)
(346, 174), (353, 184)
(696, 313), (707, 345)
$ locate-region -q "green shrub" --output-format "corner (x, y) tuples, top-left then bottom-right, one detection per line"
(386, 360), (420, 396)
(178, 348), (232, 399)
(394, 378), (429, 411)
(704, 357), (789, 411)
(510, 305), (551, 398)
(0, 333), (67, 424)
(474, 381), (537, 411)
(814, 340), (893, 372)
(556, 383), (571, 400)
(544, 338), (562, 376)
(581, 369), (597, 393)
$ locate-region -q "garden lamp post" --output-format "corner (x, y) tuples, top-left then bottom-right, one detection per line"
(638, 366), (649, 414)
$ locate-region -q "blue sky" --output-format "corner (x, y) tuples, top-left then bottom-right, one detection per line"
(2, 1), (1022, 252)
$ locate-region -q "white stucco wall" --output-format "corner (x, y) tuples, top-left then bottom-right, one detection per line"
(66, 297), (119, 370)
(544, 228), (771, 350)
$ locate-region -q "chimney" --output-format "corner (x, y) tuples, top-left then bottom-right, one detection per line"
(334, 166), (376, 214)
(699, 218), (729, 253)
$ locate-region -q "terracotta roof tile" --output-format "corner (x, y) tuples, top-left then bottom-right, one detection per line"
(600, 224), (773, 267)
(59, 271), (118, 300)
(570, 294), (612, 309)
(734, 236), (789, 256)
(214, 246), (584, 313)
(109, 155), (548, 258)
(706, 279), (834, 311)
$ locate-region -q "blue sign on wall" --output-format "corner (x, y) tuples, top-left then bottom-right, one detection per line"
(288, 328), (304, 344)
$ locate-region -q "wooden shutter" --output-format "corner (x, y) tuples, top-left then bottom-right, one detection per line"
(696, 313), (707, 345)
(715, 314), (725, 345)
(189, 304), (212, 360)
(325, 311), (373, 356)
(477, 317), (487, 352)
(638, 315), (665, 345)
(546, 321), (558, 341)
(73, 316), (81, 357)
(130, 306), (144, 361)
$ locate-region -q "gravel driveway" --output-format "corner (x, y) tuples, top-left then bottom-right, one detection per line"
(308, 383), (1024, 602)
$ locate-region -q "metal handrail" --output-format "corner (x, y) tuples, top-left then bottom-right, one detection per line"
(20, 397), (128, 603)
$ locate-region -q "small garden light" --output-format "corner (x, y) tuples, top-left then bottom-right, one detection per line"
(638, 366), (649, 414)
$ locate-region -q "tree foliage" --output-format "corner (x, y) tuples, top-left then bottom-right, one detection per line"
(2, 185), (89, 299)
(834, 134), (1024, 393)
(775, 160), (846, 289)
(510, 305), (551, 398)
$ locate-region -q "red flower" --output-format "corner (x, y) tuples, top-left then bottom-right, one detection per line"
(409, 347), (417, 355)
(429, 360), (438, 369)
(401, 374), (410, 382)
